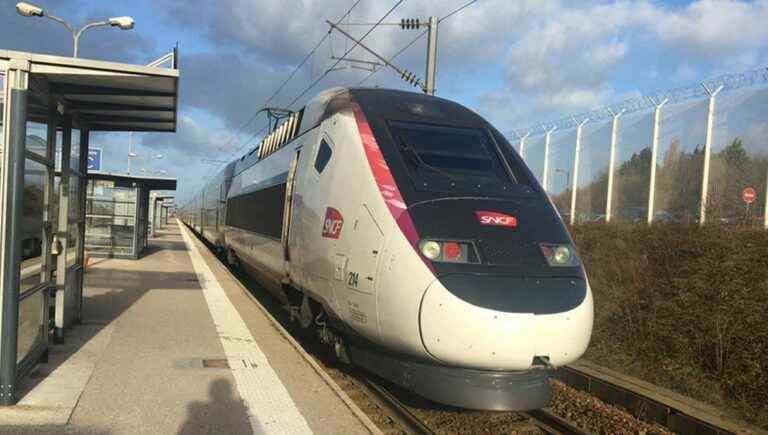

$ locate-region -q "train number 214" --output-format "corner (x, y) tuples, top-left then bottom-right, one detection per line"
(347, 271), (359, 288)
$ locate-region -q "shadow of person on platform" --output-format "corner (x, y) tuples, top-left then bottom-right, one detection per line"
(178, 378), (257, 435)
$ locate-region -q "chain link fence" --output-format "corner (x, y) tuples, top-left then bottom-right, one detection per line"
(512, 67), (768, 228)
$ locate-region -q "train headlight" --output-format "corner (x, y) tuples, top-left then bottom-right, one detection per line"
(540, 243), (579, 267)
(421, 241), (441, 260)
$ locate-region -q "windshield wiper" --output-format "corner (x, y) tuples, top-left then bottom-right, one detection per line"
(401, 143), (460, 181)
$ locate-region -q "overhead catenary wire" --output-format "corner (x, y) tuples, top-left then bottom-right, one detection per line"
(440, 0), (479, 22)
(357, 0), (480, 86)
(203, 0), (363, 179)
(285, 0), (408, 110)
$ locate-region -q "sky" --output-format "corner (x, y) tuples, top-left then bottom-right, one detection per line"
(2, 0), (768, 202)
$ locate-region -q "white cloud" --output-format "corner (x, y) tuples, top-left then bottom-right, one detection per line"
(482, 0), (768, 130)
(652, 0), (768, 56)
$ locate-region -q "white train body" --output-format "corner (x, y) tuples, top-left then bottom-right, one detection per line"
(182, 88), (593, 410)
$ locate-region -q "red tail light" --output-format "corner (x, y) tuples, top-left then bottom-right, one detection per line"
(419, 239), (480, 264)
(443, 242), (461, 260)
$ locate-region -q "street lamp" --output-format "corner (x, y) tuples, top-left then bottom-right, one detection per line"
(15, 2), (134, 58)
(130, 153), (163, 174)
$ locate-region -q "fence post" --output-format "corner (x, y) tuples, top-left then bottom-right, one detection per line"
(570, 118), (589, 225)
(647, 97), (669, 225)
(514, 130), (529, 161)
(699, 84), (724, 226)
(764, 167), (767, 230)
(542, 126), (557, 192)
(605, 109), (625, 223)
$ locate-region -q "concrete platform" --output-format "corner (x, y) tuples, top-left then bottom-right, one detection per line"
(0, 224), (378, 435)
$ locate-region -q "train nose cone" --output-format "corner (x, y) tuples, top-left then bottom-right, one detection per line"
(418, 275), (591, 370)
(419, 278), (535, 370)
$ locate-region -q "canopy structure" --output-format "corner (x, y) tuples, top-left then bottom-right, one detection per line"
(3, 49), (179, 132)
(0, 49), (179, 405)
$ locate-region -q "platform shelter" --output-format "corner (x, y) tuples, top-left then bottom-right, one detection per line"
(148, 193), (175, 238)
(0, 49), (179, 404)
(85, 174), (176, 259)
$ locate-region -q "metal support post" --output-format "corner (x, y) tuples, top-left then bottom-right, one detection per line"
(570, 118), (589, 225)
(605, 109), (625, 223)
(515, 131), (529, 160)
(0, 68), (29, 405)
(39, 100), (58, 359)
(542, 127), (556, 193)
(699, 84), (723, 226)
(127, 132), (133, 174)
(424, 16), (439, 95)
(54, 116), (72, 342)
(764, 168), (768, 230)
(42, 103), (58, 284)
(76, 130), (89, 322)
(647, 98), (668, 225)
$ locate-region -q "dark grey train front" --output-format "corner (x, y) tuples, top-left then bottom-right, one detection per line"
(180, 87), (594, 411)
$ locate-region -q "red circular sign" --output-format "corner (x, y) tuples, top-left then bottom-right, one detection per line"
(742, 187), (757, 204)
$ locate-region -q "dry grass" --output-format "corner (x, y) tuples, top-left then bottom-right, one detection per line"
(571, 223), (768, 429)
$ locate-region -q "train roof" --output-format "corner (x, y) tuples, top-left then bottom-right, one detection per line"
(226, 87), (479, 177)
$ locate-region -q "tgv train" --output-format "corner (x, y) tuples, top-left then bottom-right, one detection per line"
(181, 88), (593, 410)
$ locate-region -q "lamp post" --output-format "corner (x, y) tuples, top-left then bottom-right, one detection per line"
(15, 2), (134, 58)
(128, 150), (163, 175)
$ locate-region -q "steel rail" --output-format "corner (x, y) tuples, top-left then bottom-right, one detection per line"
(357, 378), (437, 435)
(524, 408), (594, 435)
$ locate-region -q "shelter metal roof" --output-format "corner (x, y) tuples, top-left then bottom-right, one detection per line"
(88, 171), (177, 191)
(1, 49), (179, 132)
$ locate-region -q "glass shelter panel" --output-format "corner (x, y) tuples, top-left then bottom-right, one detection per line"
(708, 86), (768, 226)
(576, 121), (612, 222)
(547, 130), (576, 217)
(0, 71), (4, 148)
(68, 171), (81, 220)
(25, 121), (47, 156)
(20, 159), (46, 291)
(17, 80), (53, 368)
(70, 129), (81, 172)
(654, 99), (709, 224)
(85, 181), (138, 257)
(611, 110), (654, 223)
(17, 291), (44, 364)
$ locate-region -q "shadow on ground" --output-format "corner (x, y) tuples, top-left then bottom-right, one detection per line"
(177, 378), (257, 435)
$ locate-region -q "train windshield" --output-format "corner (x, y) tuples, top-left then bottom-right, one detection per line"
(388, 121), (519, 194)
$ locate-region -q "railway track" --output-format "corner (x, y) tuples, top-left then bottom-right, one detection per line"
(353, 371), (592, 435)
(523, 409), (594, 435)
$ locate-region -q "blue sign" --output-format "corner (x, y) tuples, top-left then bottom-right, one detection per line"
(88, 148), (102, 171)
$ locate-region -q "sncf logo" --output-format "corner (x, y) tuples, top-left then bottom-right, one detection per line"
(322, 207), (344, 239)
(475, 210), (518, 228)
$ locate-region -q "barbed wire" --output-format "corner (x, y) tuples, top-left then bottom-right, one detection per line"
(513, 66), (768, 137)
(285, 0), (407, 109)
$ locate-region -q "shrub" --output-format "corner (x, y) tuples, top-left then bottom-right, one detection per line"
(571, 223), (768, 428)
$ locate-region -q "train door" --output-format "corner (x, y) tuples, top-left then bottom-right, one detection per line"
(336, 204), (384, 336)
(289, 127), (341, 313)
(341, 206), (383, 295)
(282, 149), (300, 270)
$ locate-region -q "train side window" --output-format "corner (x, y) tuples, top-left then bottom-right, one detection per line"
(314, 139), (332, 174)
